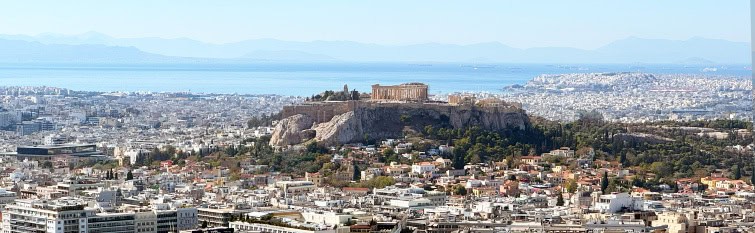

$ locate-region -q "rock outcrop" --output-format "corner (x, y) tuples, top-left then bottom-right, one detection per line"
(269, 114), (315, 146)
(312, 111), (362, 145)
(270, 102), (530, 147)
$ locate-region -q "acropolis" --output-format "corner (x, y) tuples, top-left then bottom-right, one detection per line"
(371, 83), (428, 102)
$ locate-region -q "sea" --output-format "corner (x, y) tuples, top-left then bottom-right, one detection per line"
(0, 63), (750, 96)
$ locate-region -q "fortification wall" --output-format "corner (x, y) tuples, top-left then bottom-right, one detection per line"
(281, 101), (524, 125)
(281, 101), (357, 124)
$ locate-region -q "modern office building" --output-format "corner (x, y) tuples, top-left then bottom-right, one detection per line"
(1, 199), (197, 233)
(1, 144), (105, 161)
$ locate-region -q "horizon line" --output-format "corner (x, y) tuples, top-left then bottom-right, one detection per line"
(1, 31), (751, 51)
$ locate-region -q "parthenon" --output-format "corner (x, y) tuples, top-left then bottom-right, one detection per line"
(371, 83), (428, 102)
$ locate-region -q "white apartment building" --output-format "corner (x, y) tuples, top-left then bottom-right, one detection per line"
(2, 198), (91, 233)
(274, 181), (316, 194)
(411, 162), (435, 174)
(1, 198), (197, 233)
(591, 193), (643, 213)
(301, 212), (351, 226)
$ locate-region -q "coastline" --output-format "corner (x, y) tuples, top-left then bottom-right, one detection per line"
(0, 62), (750, 96)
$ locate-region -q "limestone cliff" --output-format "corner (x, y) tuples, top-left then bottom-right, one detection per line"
(312, 111), (362, 145)
(270, 102), (530, 147)
(269, 114), (315, 146)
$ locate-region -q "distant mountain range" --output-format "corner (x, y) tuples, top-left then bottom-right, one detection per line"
(0, 32), (750, 64)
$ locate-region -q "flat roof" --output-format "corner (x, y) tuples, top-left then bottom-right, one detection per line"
(17, 144), (95, 149)
(0, 151), (105, 157)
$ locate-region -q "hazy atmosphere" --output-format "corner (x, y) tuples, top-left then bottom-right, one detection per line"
(0, 1), (751, 63)
(0, 4), (753, 232)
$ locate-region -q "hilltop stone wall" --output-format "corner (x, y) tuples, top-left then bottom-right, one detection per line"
(271, 101), (529, 146)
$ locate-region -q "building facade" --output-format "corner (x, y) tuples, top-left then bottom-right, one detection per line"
(1, 199), (197, 233)
(370, 83), (428, 102)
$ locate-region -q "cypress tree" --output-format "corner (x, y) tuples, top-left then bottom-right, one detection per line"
(732, 165), (742, 180)
(556, 193), (565, 206)
(601, 171), (609, 194)
(353, 163), (361, 181)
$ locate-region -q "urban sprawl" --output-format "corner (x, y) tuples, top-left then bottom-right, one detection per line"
(0, 72), (752, 233)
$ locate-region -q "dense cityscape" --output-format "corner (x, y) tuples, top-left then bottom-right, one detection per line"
(442, 73), (751, 123)
(0, 75), (752, 233)
(0, 1), (751, 233)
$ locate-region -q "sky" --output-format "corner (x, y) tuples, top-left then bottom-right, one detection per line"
(0, 0), (750, 49)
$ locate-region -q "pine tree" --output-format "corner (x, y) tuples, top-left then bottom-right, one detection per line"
(601, 171), (609, 194)
(127, 170), (134, 180)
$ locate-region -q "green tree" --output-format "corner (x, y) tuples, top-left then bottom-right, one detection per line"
(399, 114), (410, 123)
(619, 152), (627, 165)
(352, 163), (361, 181)
(751, 164), (755, 185)
(631, 176), (645, 188)
(565, 179), (577, 193)
(650, 162), (671, 178)
(453, 185), (467, 196)
(452, 151), (465, 170)
(364, 176), (395, 189)
(601, 171), (609, 194)
(126, 170), (134, 180)
(731, 165), (742, 180)
(424, 125), (435, 138)
(382, 148), (397, 163)
(556, 193), (564, 206)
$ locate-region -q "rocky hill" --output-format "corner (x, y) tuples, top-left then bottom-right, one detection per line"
(270, 102), (530, 147)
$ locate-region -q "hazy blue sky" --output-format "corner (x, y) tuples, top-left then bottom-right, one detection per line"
(0, 0), (750, 49)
